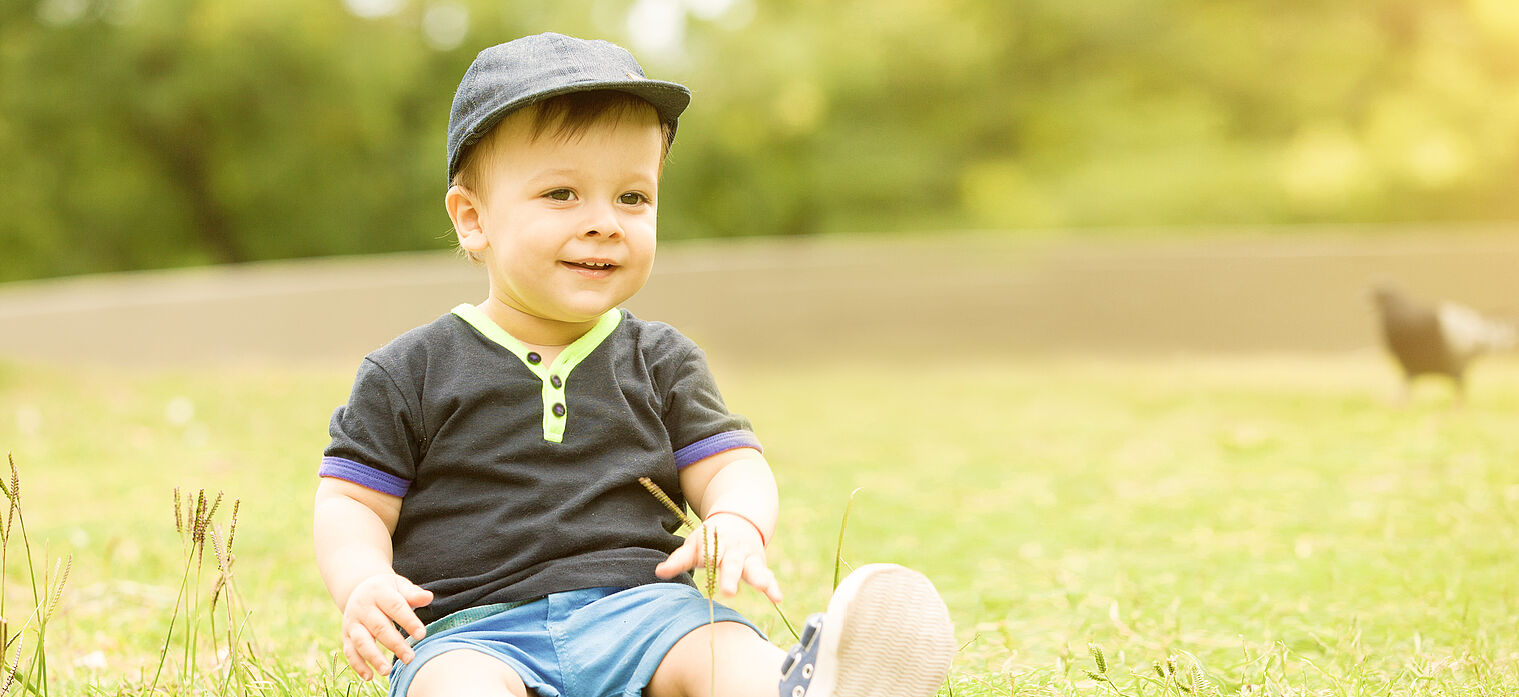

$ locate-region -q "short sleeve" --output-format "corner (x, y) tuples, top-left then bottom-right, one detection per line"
(663, 345), (762, 469)
(320, 358), (422, 497)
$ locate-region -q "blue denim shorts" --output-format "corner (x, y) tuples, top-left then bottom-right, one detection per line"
(387, 584), (763, 697)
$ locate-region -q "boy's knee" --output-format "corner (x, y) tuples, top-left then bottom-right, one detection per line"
(407, 648), (530, 697)
(648, 622), (785, 697)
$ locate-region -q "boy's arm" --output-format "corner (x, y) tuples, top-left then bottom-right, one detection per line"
(313, 477), (433, 681)
(655, 447), (782, 601)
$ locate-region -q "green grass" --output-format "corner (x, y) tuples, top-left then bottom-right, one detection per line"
(2, 352), (1518, 695)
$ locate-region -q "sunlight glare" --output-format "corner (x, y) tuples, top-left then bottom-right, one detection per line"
(343, 0), (404, 20)
(35, 0), (87, 26)
(1281, 124), (1371, 208)
(626, 0), (686, 58)
(1470, 0), (1519, 40)
(684, 0), (734, 21)
(423, 1), (470, 51)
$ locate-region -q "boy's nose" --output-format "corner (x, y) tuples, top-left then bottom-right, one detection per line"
(581, 205), (623, 238)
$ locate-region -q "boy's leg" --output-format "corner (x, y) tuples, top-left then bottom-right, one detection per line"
(406, 648), (533, 697)
(646, 621), (787, 697)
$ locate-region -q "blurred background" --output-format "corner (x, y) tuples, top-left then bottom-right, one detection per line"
(5, 5), (1519, 690)
(2, 0), (1519, 364)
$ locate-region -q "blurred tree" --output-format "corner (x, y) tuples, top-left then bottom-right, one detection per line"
(2, 0), (1518, 282)
(2, 0), (478, 278)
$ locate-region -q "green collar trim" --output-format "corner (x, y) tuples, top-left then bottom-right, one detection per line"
(451, 304), (623, 443)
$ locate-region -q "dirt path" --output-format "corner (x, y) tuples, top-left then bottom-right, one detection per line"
(2, 226), (1517, 368)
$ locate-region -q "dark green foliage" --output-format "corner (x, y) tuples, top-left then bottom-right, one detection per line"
(4, 0), (1519, 282)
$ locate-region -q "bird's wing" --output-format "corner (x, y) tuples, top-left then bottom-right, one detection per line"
(1436, 301), (1518, 359)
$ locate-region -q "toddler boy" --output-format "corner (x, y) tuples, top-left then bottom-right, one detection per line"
(312, 32), (954, 697)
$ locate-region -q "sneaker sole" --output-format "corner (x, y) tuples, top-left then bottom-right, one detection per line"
(804, 563), (955, 697)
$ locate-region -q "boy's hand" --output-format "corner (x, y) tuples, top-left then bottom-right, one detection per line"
(655, 512), (783, 603)
(341, 573), (434, 681)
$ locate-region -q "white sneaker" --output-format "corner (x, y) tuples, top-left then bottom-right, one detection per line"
(778, 564), (955, 697)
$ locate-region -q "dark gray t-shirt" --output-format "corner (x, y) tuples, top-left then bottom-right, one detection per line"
(321, 305), (760, 624)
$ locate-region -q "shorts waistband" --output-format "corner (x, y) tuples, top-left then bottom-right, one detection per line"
(409, 597), (546, 646)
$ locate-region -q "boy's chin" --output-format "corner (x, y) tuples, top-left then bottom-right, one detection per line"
(544, 300), (624, 324)
(557, 291), (642, 320)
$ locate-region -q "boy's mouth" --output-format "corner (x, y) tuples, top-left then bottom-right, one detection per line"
(562, 260), (618, 275)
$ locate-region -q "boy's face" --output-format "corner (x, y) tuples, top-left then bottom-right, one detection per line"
(455, 104), (664, 329)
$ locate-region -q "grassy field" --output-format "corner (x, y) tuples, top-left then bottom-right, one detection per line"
(2, 350), (1518, 695)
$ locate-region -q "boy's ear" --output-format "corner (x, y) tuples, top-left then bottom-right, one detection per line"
(446, 185), (489, 253)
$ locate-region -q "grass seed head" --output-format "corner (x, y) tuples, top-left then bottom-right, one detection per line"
(638, 476), (698, 529)
(0, 452), (12, 500)
(190, 489), (210, 563)
(205, 491), (223, 530)
(703, 527), (718, 598)
(1088, 643), (1107, 674)
(211, 526), (229, 576)
(1190, 660), (1221, 697)
(209, 526), (232, 607)
(1, 630), (24, 695)
(226, 498), (241, 553)
(46, 555), (72, 621)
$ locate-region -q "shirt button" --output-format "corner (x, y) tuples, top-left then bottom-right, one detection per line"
(550, 375), (562, 389)
(552, 403), (566, 418)
(526, 352), (542, 364)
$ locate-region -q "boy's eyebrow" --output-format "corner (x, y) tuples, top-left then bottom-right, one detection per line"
(525, 167), (659, 187)
(527, 168), (581, 181)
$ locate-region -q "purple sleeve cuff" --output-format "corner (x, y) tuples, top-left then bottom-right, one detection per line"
(319, 456), (411, 497)
(673, 431), (763, 470)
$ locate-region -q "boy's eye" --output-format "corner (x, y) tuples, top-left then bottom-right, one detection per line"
(546, 189), (576, 201)
(619, 192), (650, 205)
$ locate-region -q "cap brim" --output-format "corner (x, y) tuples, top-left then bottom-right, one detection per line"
(451, 79), (691, 178)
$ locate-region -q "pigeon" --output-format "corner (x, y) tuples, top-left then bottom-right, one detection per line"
(1370, 284), (1518, 403)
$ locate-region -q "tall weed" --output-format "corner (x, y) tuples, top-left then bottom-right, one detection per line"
(140, 488), (257, 695)
(0, 453), (71, 697)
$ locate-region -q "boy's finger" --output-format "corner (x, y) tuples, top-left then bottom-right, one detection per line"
(381, 589), (428, 641)
(346, 622), (389, 679)
(358, 607), (410, 671)
(655, 538), (700, 578)
(718, 549), (746, 596)
(395, 612), (426, 644)
(362, 642), (393, 678)
(400, 577), (436, 607)
(342, 636), (372, 682)
(742, 556), (783, 603)
(374, 621), (416, 665)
